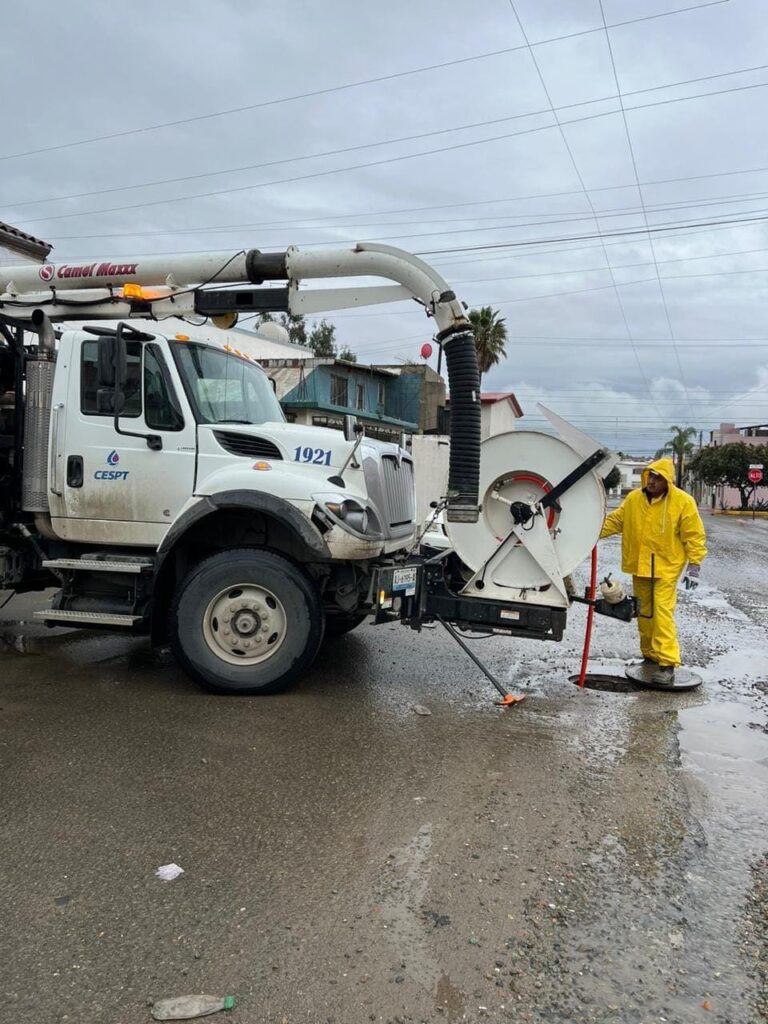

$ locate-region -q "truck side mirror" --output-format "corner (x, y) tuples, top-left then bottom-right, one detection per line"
(96, 335), (127, 390)
(113, 333), (127, 393)
(97, 337), (116, 387)
(109, 323), (162, 451)
(344, 414), (363, 441)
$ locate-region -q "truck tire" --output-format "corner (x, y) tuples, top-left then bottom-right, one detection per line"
(324, 611), (369, 639)
(171, 548), (324, 695)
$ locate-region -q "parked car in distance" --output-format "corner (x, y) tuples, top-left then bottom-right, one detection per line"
(420, 508), (451, 553)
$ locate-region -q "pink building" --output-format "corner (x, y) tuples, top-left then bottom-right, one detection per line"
(707, 422), (768, 509)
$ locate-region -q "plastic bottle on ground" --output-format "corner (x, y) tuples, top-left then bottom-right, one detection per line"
(150, 994), (235, 1020)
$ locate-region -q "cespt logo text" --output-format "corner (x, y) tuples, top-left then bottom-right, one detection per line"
(94, 451), (129, 481)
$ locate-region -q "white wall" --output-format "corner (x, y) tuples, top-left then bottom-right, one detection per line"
(481, 400), (518, 440)
(618, 460), (646, 494)
(410, 434), (451, 526)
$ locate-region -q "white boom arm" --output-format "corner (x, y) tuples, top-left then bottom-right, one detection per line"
(0, 241), (483, 523)
(0, 242), (469, 335)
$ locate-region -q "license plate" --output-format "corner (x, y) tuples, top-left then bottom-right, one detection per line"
(392, 567), (418, 595)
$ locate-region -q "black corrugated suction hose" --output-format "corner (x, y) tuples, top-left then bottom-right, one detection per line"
(440, 328), (481, 522)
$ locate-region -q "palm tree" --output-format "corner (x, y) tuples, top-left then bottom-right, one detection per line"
(655, 425), (698, 487)
(468, 306), (508, 379)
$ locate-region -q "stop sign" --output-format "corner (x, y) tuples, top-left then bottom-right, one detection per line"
(748, 467), (763, 484)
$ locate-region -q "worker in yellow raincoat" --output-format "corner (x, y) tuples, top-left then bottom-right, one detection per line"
(599, 457), (707, 686)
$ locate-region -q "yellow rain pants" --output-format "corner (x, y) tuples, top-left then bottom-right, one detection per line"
(632, 576), (681, 667)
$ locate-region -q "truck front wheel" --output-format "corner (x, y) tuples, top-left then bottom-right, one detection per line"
(171, 548), (324, 695)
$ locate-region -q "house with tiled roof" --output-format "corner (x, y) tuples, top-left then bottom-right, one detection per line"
(0, 221), (52, 266)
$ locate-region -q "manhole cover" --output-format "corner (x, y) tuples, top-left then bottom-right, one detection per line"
(569, 673), (641, 693)
(625, 663), (702, 691)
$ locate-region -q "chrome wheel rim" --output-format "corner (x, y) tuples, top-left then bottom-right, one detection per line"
(202, 584), (287, 666)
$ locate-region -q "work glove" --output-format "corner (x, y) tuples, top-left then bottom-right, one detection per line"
(683, 564), (701, 590)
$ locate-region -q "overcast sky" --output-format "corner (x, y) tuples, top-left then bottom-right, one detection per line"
(3, 0), (768, 452)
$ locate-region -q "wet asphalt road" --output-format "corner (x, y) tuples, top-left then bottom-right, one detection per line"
(1, 515), (767, 1024)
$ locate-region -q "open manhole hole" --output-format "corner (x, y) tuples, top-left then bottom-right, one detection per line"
(568, 673), (641, 694)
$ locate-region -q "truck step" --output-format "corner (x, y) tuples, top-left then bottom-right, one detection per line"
(33, 610), (142, 627)
(43, 558), (153, 575)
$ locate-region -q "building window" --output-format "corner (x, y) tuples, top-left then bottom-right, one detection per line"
(356, 383), (365, 410)
(377, 381), (386, 407)
(330, 374), (348, 408)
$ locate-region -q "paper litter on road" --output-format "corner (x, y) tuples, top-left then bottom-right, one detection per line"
(155, 863), (184, 881)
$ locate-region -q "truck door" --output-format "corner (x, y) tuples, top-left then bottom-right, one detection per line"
(50, 334), (197, 546)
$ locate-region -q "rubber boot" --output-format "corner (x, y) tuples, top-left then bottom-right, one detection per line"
(650, 665), (675, 687)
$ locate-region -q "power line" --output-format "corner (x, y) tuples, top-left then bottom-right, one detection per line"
(0, 0), (729, 163)
(44, 182), (768, 243)
(503, 1), (711, 419)
(425, 225), (768, 270)
(53, 205), (768, 265)
(597, 0), (695, 420)
(334, 264), (768, 317)
(43, 161), (768, 242)
(416, 208), (768, 257)
(18, 72), (768, 228)
(354, 335), (768, 346)
(9, 57), (765, 212)
(451, 249), (768, 286)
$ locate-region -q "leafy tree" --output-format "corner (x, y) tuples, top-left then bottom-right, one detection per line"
(281, 313), (308, 346)
(655, 425), (698, 487)
(688, 442), (768, 510)
(603, 465), (622, 492)
(337, 346), (357, 363)
(468, 306), (507, 378)
(308, 318), (337, 357)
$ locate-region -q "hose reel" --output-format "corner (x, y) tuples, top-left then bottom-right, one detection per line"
(445, 412), (618, 608)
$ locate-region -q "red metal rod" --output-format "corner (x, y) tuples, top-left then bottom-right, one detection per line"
(578, 546), (598, 688)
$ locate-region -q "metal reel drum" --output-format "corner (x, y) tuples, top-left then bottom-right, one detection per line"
(446, 431), (607, 593)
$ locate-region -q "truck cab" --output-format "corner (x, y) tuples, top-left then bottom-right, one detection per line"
(47, 327), (415, 559)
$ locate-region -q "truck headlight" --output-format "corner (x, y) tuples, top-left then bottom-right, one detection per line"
(314, 494), (381, 538)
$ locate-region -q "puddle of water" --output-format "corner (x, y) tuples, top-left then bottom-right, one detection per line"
(674, 698), (768, 1018)
(699, 649), (768, 690)
(680, 699), (768, 833)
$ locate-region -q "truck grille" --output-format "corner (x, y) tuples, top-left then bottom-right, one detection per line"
(213, 431), (282, 459)
(381, 455), (416, 528)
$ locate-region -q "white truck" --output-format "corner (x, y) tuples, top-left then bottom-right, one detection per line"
(0, 243), (627, 697)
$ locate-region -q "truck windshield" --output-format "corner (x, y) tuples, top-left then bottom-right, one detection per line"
(172, 341), (284, 425)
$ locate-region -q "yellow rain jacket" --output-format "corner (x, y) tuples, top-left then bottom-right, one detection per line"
(600, 457), (707, 580)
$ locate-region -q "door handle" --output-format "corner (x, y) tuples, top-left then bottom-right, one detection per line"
(67, 455), (84, 488)
(49, 403), (65, 496)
